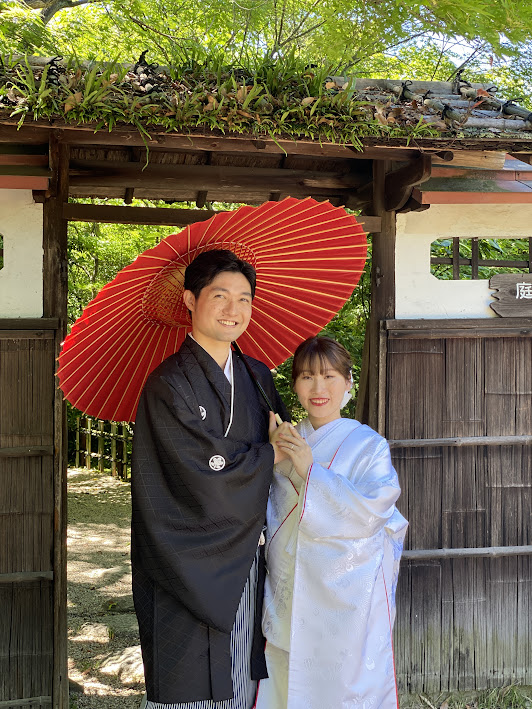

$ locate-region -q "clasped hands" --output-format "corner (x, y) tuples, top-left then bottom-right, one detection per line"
(268, 412), (313, 480)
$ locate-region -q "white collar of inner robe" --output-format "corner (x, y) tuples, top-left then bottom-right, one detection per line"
(187, 333), (233, 384)
(297, 416), (356, 448)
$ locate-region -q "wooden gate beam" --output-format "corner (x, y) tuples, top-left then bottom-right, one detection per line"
(384, 153), (432, 211)
(62, 202), (383, 233)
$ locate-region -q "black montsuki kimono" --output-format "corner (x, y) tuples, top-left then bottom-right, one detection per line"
(131, 336), (287, 704)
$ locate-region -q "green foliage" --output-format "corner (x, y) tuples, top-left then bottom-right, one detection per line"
(0, 2), (53, 55)
(68, 199), (177, 323)
(5, 0), (532, 70)
(430, 237), (531, 280)
(402, 684), (532, 708)
(0, 53), (445, 144)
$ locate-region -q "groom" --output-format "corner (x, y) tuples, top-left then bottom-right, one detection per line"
(131, 249), (287, 707)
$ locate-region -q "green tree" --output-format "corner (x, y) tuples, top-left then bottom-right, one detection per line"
(4, 0), (532, 75)
(67, 200), (186, 323)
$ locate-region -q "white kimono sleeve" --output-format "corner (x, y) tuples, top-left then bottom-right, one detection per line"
(298, 436), (401, 540)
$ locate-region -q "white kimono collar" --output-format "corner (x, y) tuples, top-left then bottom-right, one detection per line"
(297, 417), (361, 448)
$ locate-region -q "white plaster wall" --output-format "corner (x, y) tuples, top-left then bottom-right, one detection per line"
(395, 204), (532, 319)
(0, 190), (43, 317)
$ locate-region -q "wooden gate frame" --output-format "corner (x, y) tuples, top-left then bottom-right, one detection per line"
(45, 137), (69, 708)
(2, 119), (532, 704)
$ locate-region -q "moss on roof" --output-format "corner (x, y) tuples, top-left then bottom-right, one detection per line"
(1, 55), (531, 147)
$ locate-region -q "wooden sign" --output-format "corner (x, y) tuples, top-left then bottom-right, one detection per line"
(490, 273), (532, 317)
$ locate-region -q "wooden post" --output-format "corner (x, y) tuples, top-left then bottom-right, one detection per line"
(78, 416), (86, 469)
(122, 424), (128, 479)
(43, 131), (69, 709)
(362, 160), (396, 434)
(97, 420), (104, 473)
(75, 417), (80, 468)
(355, 321), (370, 423)
(452, 236), (460, 279)
(110, 422), (117, 477)
(116, 433), (123, 479)
(85, 418), (92, 470)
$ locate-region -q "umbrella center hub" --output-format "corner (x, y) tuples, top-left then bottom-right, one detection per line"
(142, 260), (189, 327)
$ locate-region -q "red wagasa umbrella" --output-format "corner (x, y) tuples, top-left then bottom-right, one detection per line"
(58, 197), (367, 422)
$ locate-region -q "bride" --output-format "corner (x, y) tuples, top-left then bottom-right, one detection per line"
(258, 336), (408, 709)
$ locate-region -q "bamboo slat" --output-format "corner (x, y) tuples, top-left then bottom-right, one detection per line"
(0, 581), (53, 701)
(0, 319), (58, 330)
(389, 328), (532, 692)
(390, 435), (532, 448)
(402, 545), (532, 560)
(0, 330), (54, 340)
(0, 326), (56, 702)
(0, 571), (53, 582)
(0, 446), (54, 457)
(0, 698), (52, 707)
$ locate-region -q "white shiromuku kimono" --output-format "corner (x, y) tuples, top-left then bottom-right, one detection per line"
(255, 417), (408, 709)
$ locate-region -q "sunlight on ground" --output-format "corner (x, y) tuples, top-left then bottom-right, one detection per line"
(68, 469), (144, 708)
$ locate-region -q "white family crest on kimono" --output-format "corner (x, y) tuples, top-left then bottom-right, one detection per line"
(256, 417), (408, 709)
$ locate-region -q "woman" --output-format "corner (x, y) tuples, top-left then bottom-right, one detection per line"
(256, 336), (408, 709)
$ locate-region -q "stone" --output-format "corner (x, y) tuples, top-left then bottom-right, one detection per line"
(99, 645), (145, 683)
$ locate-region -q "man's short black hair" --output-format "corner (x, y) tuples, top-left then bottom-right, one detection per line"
(184, 249), (256, 299)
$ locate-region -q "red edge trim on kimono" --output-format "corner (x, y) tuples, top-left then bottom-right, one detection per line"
(382, 567), (400, 709)
(299, 434), (348, 523)
(266, 503), (298, 554)
(252, 680), (260, 709)
(252, 639), (268, 709)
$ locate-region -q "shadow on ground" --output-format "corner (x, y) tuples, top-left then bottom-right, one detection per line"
(68, 469), (144, 709)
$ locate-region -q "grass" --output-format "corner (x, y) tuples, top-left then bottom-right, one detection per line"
(401, 685), (532, 708)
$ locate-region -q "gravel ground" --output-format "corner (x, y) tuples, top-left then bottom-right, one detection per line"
(68, 469), (144, 709)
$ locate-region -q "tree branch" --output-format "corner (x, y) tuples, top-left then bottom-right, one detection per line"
(277, 0), (320, 46)
(277, 18), (326, 50)
(338, 30), (430, 74)
(446, 41), (487, 80)
(35, 0), (101, 25)
(267, 0), (326, 56)
(430, 36), (449, 81)
(126, 15), (190, 43)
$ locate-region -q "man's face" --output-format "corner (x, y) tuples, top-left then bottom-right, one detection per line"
(183, 271), (253, 348)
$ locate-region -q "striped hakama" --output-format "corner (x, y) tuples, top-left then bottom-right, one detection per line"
(144, 551), (258, 709)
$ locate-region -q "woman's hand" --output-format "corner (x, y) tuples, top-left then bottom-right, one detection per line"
(277, 426), (313, 480)
(269, 413), (290, 464)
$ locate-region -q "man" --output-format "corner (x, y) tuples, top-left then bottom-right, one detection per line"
(131, 249), (288, 708)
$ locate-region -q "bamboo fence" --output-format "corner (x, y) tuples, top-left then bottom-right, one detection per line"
(74, 416), (133, 479)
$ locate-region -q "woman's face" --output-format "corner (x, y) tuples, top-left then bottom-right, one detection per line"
(293, 359), (351, 429)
